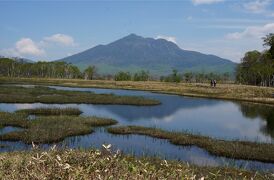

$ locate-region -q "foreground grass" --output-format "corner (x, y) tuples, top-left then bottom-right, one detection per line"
(1, 77), (273, 105)
(0, 110), (117, 144)
(108, 126), (274, 163)
(0, 85), (160, 106)
(0, 148), (273, 179)
(16, 107), (82, 116)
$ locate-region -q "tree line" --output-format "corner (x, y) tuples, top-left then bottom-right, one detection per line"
(0, 58), (233, 83)
(113, 69), (232, 83)
(236, 34), (274, 87)
(0, 58), (96, 80)
(159, 70), (232, 83)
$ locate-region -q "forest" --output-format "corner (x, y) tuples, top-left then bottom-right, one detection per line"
(236, 33), (274, 87)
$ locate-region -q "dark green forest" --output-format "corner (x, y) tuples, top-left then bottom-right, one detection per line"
(236, 33), (274, 87)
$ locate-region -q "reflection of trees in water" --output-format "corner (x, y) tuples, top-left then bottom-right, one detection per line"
(238, 103), (274, 138)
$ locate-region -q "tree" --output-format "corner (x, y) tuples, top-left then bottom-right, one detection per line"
(184, 72), (193, 83)
(133, 70), (149, 81)
(236, 34), (274, 86)
(263, 33), (274, 59)
(84, 66), (95, 80)
(114, 71), (131, 81)
(171, 69), (181, 83)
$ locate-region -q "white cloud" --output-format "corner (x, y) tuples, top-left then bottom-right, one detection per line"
(156, 35), (177, 44)
(1, 38), (45, 57)
(243, 0), (270, 13)
(191, 0), (224, 5)
(15, 38), (45, 56)
(226, 23), (274, 40)
(44, 34), (75, 46)
(243, 0), (274, 17)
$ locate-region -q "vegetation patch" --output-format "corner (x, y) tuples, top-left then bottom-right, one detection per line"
(108, 126), (274, 163)
(16, 107), (82, 116)
(0, 116), (117, 144)
(0, 110), (117, 144)
(0, 85), (160, 106)
(0, 148), (273, 179)
(0, 112), (29, 128)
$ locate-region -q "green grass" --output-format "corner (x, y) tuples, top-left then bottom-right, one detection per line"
(108, 126), (274, 163)
(0, 85), (160, 106)
(0, 109), (117, 144)
(0, 112), (29, 128)
(16, 107), (83, 116)
(0, 148), (273, 179)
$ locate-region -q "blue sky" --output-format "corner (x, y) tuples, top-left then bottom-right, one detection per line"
(0, 0), (274, 62)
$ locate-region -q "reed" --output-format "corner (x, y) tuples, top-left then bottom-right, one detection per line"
(0, 147), (272, 179)
(16, 107), (83, 116)
(108, 126), (274, 163)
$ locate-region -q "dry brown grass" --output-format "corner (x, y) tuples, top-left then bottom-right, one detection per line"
(1, 77), (273, 105)
(0, 146), (273, 179)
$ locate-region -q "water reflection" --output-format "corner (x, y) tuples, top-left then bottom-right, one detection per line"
(0, 85), (274, 171)
(238, 103), (274, 138)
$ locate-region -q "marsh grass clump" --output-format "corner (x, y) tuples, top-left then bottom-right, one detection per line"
(108, 126), (274, 163)
(0, 85), (160, 105)
(0, 116), (117, 144)
(16, 107), (83, 116)
(0, 112), (29, 128)
(0, 148), (272, 179)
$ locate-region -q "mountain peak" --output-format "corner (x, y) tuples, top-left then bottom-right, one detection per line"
(59, 34), (236, 75)
(122, 33), (143, 40)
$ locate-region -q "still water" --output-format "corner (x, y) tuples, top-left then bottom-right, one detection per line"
(0, 85), (274, 171)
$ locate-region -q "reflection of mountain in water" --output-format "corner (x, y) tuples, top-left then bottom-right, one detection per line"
(95, 95), (222, 120)
(238, 103), (274, 138)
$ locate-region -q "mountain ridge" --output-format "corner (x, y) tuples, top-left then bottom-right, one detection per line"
(58, 34), (236, 75)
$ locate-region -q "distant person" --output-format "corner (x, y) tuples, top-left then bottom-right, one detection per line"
(213, 80), (217, 87)
(210, 79), (213, 87)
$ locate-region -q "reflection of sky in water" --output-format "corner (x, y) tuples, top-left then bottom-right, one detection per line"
(0, 85), (274, 171)
(1, 86), (273, 142)
(0, 126), (23, 135)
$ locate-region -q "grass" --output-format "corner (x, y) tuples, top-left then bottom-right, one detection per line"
(0, 84), (160, 106)
(1, 77), (273, 105)
(108, 126), (274, 163)
(0, 108), (117, 144)
(16, 107), (83, 116)
(0, 112), (29, 128)
(0, 147), (273, 179)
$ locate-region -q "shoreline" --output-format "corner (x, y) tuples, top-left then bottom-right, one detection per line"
(1, 77), (273, 105)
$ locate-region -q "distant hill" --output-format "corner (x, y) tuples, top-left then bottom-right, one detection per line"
(0, 56), (34, 63)
(58, 34), (236, 75)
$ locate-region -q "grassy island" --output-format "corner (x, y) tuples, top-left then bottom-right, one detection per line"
(0, 85), (160, 106)
(0, 108), (117, 144)
(108, 126), (274, 163)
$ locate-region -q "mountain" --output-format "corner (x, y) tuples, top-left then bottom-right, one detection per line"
(59, 34), (236, 75)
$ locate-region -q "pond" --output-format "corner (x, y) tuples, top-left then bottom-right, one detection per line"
(0, 85), (274, 171)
